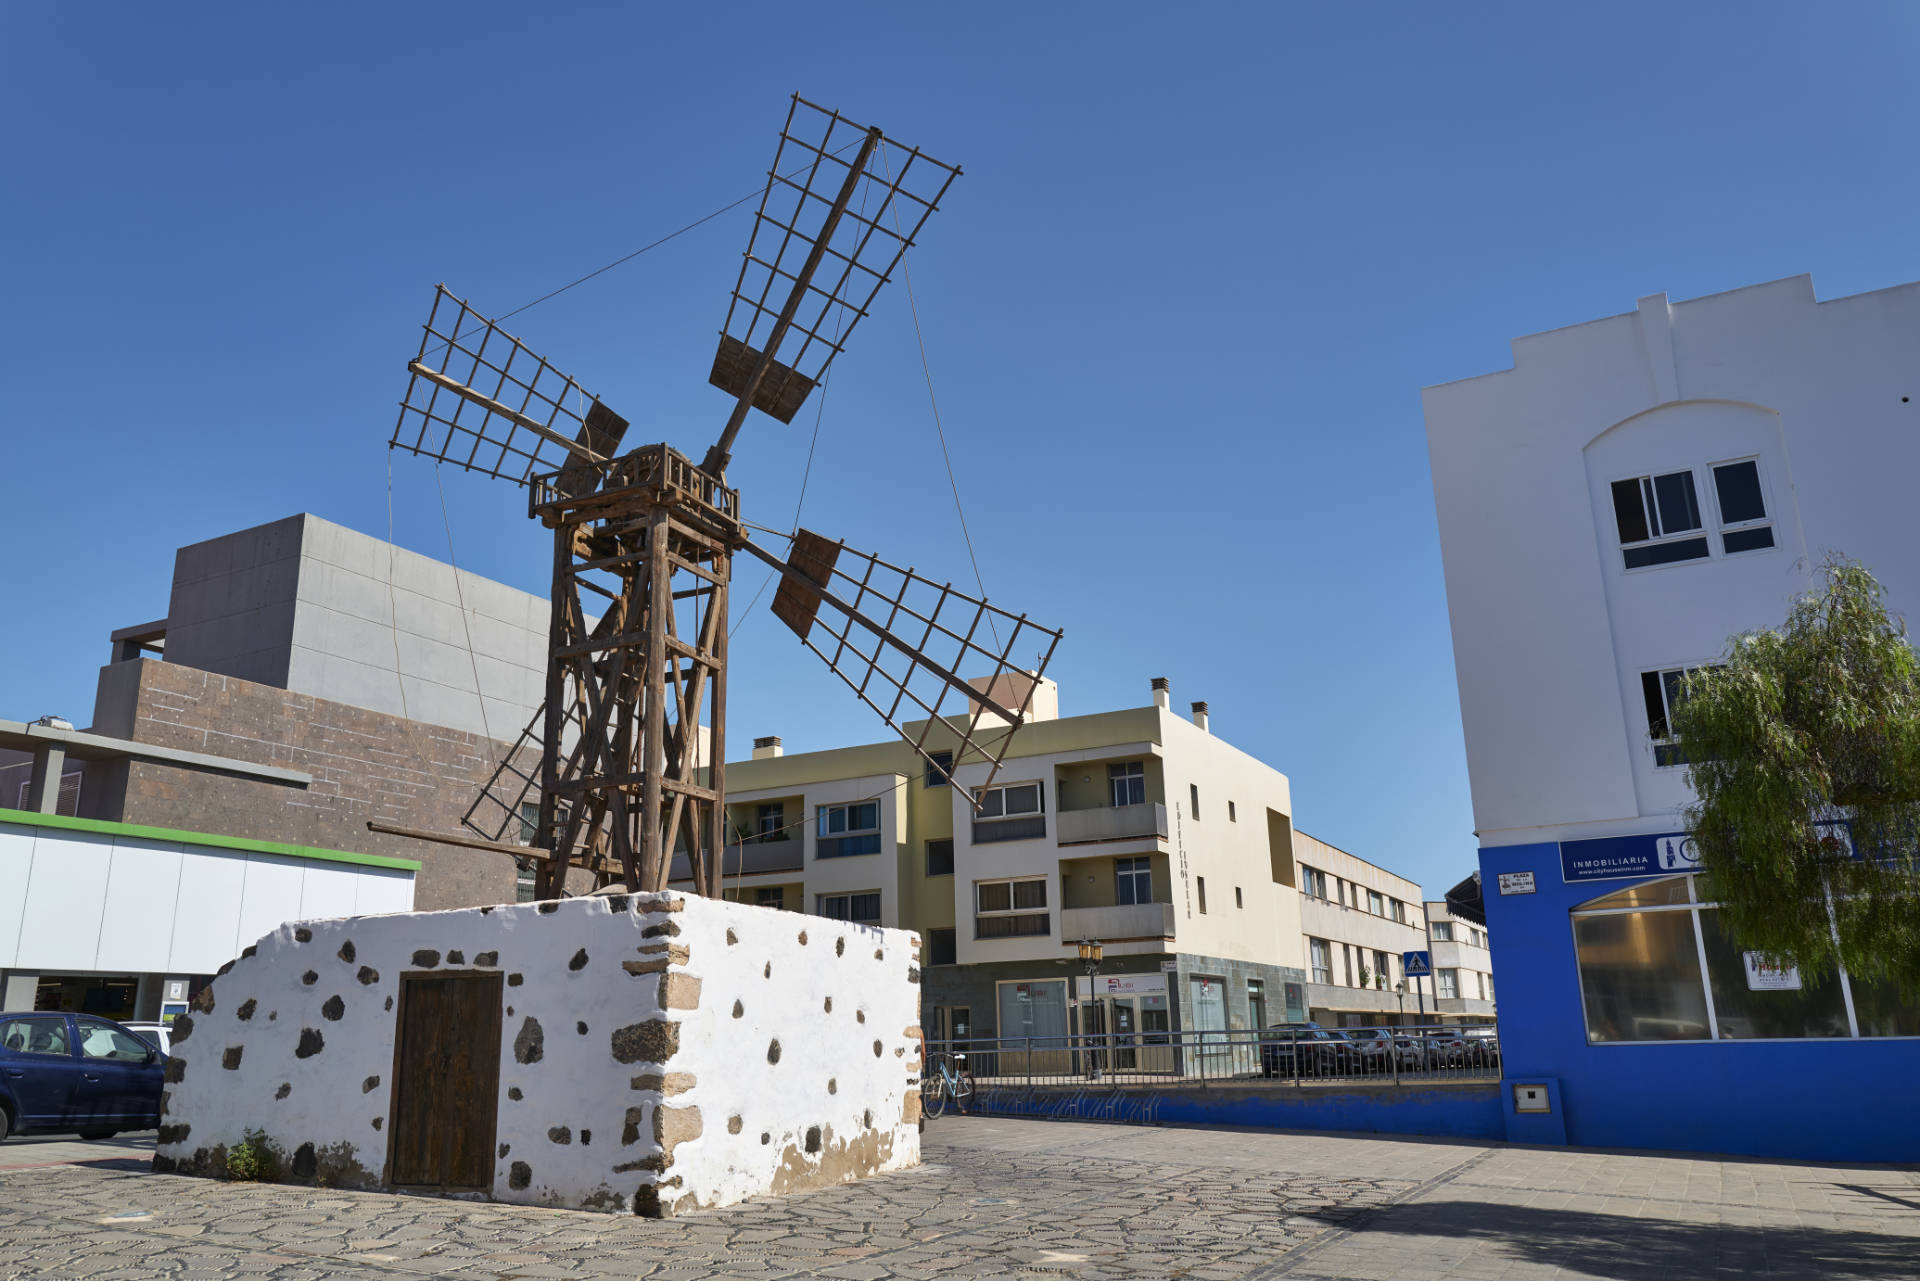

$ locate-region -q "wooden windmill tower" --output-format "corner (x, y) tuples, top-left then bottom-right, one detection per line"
(386, 97), (1061, 900)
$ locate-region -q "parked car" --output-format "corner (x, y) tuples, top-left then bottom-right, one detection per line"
(122, 1021), (172, 1056)
(1259, 1026), (1352, 1077)
(0, 1012), (165, 1142)
(1330, 1030), (1394, 1074)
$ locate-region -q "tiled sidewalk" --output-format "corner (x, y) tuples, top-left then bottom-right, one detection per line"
(0, 1120), (1914, 1279)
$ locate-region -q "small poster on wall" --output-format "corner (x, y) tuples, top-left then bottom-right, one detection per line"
(1742, 952), (1803, 991)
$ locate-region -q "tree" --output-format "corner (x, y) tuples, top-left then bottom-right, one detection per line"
(1672, 558), (1920, 993)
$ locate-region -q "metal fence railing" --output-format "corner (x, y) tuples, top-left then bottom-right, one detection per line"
(922, 1023), (1501, 1095)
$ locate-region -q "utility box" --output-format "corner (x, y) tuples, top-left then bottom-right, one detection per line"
(154, 893), (922, 1215)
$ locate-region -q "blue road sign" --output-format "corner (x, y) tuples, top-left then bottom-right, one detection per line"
(1402, 950), (1432, 978)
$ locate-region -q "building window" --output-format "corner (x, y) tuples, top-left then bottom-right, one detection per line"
(1234, 885), (1243, 909)
(755, 886), (785, 909)
(1108, 761), (1145, 807)
(1710, 459), (1775, 555)
(1196, 876), (1208, 914)
(817, 891), (882, 925)
(754, 802), (788, 842)
(518, 801), (540, 846)
(16, 770), (83, 817)
(973, 780), (1045, 843)
(1189, 783), (1200, 818)
(1367, 889), (1385, 916)
(1487, 973), (1495, 1002)
(925, 837), (955, 878)
(1309, 937), (1332, 985)
(514, 858), (538, 903)
(1115, 856), (1152, 905)
(1642, 666), (1719, 767)
(1475, 971), (1486, 1001)
(975, 877), (1049, 938)
(925, 750), (954, 788)
(1611, 469), (1709, 569)
(1436, 969), (1459, 999)
(1430, 921), (1453, 942)
(1343, 944), (1355, 987)
(817, 801), (882, 857)
(1301, 866), (1330, 900)
(1391, 898), (1407, 924)
(927, 927), (957, 966)
(1228, 800), (1237, 822)
(1374, 950), (1392, 990)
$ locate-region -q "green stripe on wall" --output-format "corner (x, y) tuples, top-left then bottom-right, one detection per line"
(0, 807), (421, 872)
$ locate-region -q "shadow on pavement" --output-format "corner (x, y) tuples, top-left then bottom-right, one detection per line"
(1331, 1199), (1914, 1280)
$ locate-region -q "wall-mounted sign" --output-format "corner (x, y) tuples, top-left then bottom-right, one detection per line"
(1159, 959), (1179, 972)
(1743, 953), (1803, 991)
(1075, 973), (1169, 998)
(1559, 831), (1700, 883)
(1402, 950), (1432, 978)
(1497, 871), (1536, 895)
(164, 980), (189, 1002)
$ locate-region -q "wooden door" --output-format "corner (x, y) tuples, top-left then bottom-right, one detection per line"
(387, 972), (502, 1189)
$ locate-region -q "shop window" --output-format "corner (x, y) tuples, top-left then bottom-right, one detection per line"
(1247, 979), (1268, 1029)
(1574, 905), (1710, 1042)
(997, 978), (1068, 1039)
(1698, 909), (1850, 1039)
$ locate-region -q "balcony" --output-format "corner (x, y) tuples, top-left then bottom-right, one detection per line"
(1059, 901), (1175, 944)
(667, 836), (803, 882)
(1054, 802), (1166, 847)
(971, 814), (1047, 844)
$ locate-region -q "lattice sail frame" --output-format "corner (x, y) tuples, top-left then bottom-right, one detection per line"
(393, 286), (626, 487)
(742, 529), (1062, 808)
(710, 95), (961, 424)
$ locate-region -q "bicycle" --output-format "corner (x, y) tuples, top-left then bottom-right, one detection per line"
(920, 1050), (975, 1118)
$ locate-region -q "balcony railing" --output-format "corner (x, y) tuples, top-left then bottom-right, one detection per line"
(1054, 802), (1167, 846)
(971, 814), (1047, 844)
(975, 912), (1050, 939)
(1060, 902), (1175, 943)
(667, 837), (804, 882)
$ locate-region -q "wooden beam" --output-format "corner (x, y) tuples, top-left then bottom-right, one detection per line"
(366, 820), (553, 860)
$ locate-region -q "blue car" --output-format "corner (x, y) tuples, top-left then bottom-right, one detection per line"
(0, 1012), (165, 1142)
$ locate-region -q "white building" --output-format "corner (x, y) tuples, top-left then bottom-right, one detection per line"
(1291, 831), (1429, 1026)
(1423, 900), (1494, 1024)
(1424, 274), (1920, 851)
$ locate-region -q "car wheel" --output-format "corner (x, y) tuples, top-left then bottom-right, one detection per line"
(0, 1104), (10, 1144)
(79, 1129), (116, 1141)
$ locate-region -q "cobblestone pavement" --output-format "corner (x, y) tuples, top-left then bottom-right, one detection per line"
(1, 1120), (1916, 1280)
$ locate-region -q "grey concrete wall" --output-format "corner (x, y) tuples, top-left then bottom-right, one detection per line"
(163, 515), (547, 740)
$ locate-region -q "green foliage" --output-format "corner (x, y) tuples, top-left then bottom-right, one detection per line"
(1673, 557), (1920, 992)
(226, 1128), (282, 1183)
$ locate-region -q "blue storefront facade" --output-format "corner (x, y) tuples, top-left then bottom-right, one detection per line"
(1479, 835), (1920, 1163)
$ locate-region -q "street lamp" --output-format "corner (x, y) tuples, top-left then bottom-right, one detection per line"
(1077, 939), (1104, 1080)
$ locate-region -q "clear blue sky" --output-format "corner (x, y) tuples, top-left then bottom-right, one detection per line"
(3, 5), (1915, 898)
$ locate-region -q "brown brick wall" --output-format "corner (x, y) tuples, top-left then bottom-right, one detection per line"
(95, 658), (584, 910)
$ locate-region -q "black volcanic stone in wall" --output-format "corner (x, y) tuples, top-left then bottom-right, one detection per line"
(363, 1075), (381, 1093)
(514, 1017), (545, 1065)
(294, 928), (312, 943)
(236, 999), (257, 1021)
(296, 1028), (325, 1058)
(221, 1046), (243, 1070)
(357, 966), (380, 986)
(474, 951), (498, 967)
(338, 941), (355, 963)
(568, 948), (588, 971)
(321, 995), (345, 1021)
(509, 1161), (531, 1190)
(411, 950), (440, 968)
(447, 950), (465, 965)
(292, 1142), (316, 1178)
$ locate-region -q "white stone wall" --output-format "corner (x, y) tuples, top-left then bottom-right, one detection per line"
(155, 893), (922, 1215)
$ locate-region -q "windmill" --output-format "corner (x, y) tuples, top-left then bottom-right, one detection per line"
(385, 96), (1062, 900)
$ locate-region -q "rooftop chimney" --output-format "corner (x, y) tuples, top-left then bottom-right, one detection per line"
(752, 735), (783, 760)
(1190, 700), (1209, 732)
(1151, 677), (1170, 710)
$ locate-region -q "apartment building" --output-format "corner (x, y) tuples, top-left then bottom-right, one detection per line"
(1290, 831), (1428, 1027)
(1423, 900), (1495, 1024)
(678, 678), (1313, 1049)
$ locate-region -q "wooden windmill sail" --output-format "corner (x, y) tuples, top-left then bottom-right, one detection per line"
(387, 96), (1061, 899)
